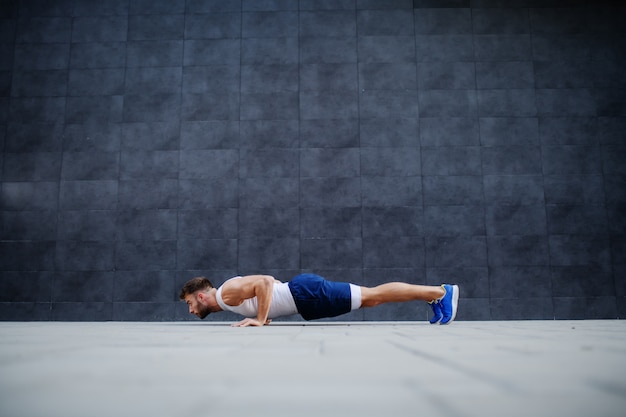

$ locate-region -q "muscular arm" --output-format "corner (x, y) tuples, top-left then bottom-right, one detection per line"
(220, 275), (278, 327)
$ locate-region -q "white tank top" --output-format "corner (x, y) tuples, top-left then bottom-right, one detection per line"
(215, 277), (298, 319)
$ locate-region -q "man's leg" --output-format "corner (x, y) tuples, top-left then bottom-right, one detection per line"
(360, 283), (444, 307)
(359, 282), (459, 324)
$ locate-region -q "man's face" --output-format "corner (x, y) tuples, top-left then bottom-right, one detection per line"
(184, 293), (211, 319)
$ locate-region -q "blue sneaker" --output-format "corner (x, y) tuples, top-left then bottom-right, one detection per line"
(439, 284), (459, 325)
(429, 301), (442, 324)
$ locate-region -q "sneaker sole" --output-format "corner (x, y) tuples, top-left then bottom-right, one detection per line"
(441, 285), (459, 325)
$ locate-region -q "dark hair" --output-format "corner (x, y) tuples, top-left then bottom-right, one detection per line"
(179, 277), (214, 300)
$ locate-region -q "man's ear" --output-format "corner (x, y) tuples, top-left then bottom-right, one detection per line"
(197, 287), (214, 302)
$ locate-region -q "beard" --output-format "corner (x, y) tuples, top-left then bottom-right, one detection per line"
(195, 304), (212, 319)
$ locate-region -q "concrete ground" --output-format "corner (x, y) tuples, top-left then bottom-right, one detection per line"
(0, 321), (625, 417)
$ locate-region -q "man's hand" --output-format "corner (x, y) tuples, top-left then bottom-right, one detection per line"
(232, 318), (272, 327)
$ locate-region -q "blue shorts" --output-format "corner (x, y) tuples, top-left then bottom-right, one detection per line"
(288, 273), (352, 321)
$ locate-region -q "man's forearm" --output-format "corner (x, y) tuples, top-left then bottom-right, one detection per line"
(254, 276), (274, 324)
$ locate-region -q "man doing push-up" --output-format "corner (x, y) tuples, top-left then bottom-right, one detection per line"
(180, 273), (459, 327)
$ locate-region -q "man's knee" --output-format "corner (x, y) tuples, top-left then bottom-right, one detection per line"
(359, 287), (382, 308)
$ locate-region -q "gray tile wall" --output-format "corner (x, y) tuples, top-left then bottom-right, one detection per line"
(0, 0), (624, 321)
